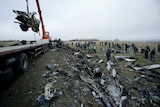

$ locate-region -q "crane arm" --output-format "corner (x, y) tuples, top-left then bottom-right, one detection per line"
(36, 0), (50, 39)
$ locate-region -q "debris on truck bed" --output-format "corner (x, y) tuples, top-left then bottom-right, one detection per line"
(13, 10), (40, 32)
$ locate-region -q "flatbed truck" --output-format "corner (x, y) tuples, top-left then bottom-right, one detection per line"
(0, 0), (52, 87)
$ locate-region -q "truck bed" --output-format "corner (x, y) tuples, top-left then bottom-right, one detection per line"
(0, 41), (49, 56)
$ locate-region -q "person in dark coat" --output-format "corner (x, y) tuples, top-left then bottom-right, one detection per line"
(106, 48), (111, 61)
(144, 46), (150, 58)
(150, 48), (156, 61)
(158, 44), (160, 52)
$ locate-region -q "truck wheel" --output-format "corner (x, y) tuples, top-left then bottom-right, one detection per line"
(0, 68), (13, 86)
(16, 53), (29, 73)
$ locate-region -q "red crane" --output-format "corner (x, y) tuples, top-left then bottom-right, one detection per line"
(35, 0), (50, 40)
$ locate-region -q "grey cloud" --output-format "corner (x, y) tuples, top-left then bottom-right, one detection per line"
(0, 0), (160, 40)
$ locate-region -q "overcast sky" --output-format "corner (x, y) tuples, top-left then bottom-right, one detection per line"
(0, 0), (160, 41)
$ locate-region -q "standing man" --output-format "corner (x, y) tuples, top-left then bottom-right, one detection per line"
(150, 48), (156, 61)
(106, 48), (112, 61)
(93, 45), (96, 53)
(145, 46), (150, 58)
(158, 44), (160, 53)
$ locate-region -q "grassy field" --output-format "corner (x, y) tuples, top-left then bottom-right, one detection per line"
(65, 40), (160, 64)
(0, 41), (17, 47)
(65, 40), (160, 88)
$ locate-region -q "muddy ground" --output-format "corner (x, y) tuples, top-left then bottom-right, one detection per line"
(0, 42), (160, 107)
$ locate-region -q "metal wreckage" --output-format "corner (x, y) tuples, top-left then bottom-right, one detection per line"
(34, 45), (160, 107)
(13, 10), (40, 33)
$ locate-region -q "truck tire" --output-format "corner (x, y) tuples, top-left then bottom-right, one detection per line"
(16, 53), (29, 73)
(0, 68), (13, 86)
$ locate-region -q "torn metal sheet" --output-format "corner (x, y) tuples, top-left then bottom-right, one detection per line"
(119, 96), (127, 107)
(46, 64), (58, 71)
(132, 66), (143, 71)
(150, 95), (160, 105)
(86, 54), (93, 58)
(58, 69), (70, 76)
(87, 83), (114, 107)
(107, 85), (122, 100)
(79, 76), (96, 87)
(43, 71), (58, 78)
(79, 75), (118, 107)
(145, 75), (160, 83)
(74, 52), (80, 55)
(44, 83), (62, 101)
(100, 79), (105, 85)
(44, 82), (54, 100)
(13, 10), (40, 32)
(114, 56), (131, 60)
(107, 62), (111, 72)
(92, 91), (100, 98)
(101, 95), (112, 107)
(70, 64), (79, 72)
(37, 89), (62, 106)
(98, 59), (104, 63)
(132, 64), (160, 71)
(93, 67), (102, 77)
(36, 94), (52, 107)
(124, 58), (136, 62)
(112, 69), (116, 78)
(143, 64), (160, 70)
(109, 60), (114, 66)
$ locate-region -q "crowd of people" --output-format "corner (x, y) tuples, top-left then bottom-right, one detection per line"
(104, 42), (158, 62)
(72, 41), (97, 53)
(70, 41), (159, 62)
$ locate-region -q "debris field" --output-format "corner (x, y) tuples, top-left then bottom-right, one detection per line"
(1, 45), (160, 107)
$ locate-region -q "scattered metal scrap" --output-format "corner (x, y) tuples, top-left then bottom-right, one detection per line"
(114, 54), (160, 106)
(36, 46), (160, 106)
(114, 56), (131, 61)
(115, 56), (160, 71)
(36, 87), (62, 106)
(124, 58), (136, 62)
(132, 64), (160, 71)
(37, 64), (62, 107)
